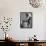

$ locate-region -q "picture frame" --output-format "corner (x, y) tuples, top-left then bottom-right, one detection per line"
(20, 12), (33, 28)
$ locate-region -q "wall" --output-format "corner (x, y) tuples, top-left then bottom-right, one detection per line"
(0, 0), (46, 40)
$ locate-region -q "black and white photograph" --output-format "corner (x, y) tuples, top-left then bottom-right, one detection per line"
(20, 12), (32, 28)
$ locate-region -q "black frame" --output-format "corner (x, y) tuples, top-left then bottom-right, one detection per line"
(20, 12), (33, 28)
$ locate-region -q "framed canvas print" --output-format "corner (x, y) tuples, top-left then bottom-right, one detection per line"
(20, 12), (33, 28)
